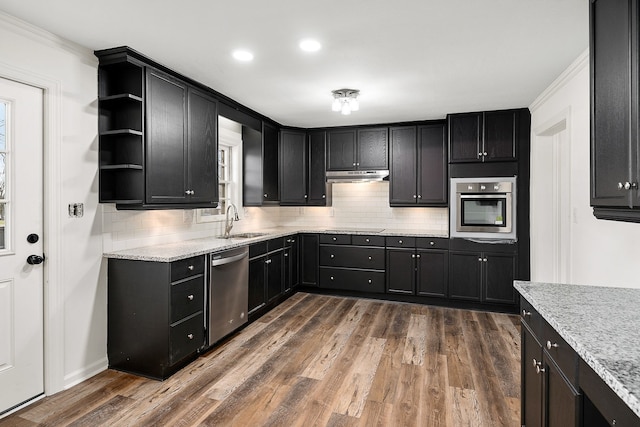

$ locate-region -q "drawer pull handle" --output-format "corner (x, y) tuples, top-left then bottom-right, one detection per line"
(332, 237), (337, 241)
(365, 238), (370, 243)
(399, 240), (403, 244)
(330, 276), (334, 280)
(188, 294), (194, 301)
(430, 241), (435, 246)
(188, 265), (194, 271)
(522, 310), (531, 317)
(368, 279), (372, 284)
(330, 254), (335, 258)
(546, 340), (559, 350)
(368, 256), (372, 260)
(187, 333), (194, 340)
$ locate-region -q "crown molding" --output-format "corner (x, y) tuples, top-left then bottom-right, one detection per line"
(0, 10), (95, 63)
(529, 48), (589, 112)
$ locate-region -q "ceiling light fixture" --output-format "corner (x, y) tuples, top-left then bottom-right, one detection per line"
(299, 39), (321, 52)
(232, 50), (254, 62)
(331, 89), (360, 115)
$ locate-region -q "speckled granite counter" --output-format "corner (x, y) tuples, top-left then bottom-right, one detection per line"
(515, 281), (640, 419)
(103, 227), (448, 262)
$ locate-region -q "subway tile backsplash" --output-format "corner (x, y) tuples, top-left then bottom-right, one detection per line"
(102, 182), (449, 252)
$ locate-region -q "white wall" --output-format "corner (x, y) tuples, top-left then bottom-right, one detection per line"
(0, 12), (106, 392)
(530, 50), (640, 289)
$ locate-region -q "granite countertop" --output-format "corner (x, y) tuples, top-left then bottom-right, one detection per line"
(103, 226), (448, 262)
(515, 281), (640, 419)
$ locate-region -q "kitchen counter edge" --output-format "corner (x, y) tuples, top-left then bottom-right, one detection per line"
(103, 228), (449, 263)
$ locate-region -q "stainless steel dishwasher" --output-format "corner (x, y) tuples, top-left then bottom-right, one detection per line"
(208, 246), (249, 345)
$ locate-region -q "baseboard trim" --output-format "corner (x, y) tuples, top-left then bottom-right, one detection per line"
(63, 358), (108, 390)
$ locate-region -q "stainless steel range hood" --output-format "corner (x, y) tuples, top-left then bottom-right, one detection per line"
(326, 170), (389, 183)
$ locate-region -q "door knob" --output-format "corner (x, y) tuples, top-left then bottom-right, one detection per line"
(27, 254), (45, 265)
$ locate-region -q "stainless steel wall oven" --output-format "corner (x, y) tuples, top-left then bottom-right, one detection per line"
(450, 176), (517, 241)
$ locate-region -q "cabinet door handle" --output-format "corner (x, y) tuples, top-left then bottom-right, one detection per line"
(478, 258), (483, 262)
(368, 256), (372, 260)
(265, 259), (271, 264)
(330, 276), (334, 280)
(304, 194), (308, 199)
(522, 310), (531, 317)
(187, 294), (194, 301)
(368, 279), (372, 284)
(284, 253), (289, 257)
(546, 340), (559, 350)
(411, 254), (416, 258)
(483, 258), (488, 262)
(330, 254), (335, 258)
(483, 152), (488, 156)
(478, 152), (483, 157)
(353, 162), (356, 166)
(322, 194), (326, 199)
(413, 195), (417, 199)
(188, 265), (194, 271)
(416, 254), (421, 259)
(187, 333), (194, 340)
(417, 195), (422, 199)
(532, 358), (544, 374)
(264, 193), (268, 198)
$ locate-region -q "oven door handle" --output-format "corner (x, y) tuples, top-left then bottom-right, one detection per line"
(459, 194), (507, 198)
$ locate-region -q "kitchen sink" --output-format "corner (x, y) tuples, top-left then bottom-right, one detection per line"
(220, 232), (270, 239)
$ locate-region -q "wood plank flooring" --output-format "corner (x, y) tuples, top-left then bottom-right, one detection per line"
(1, 293), (521, 426)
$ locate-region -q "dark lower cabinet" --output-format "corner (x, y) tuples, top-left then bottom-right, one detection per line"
(522, 322), (580, 427)
(449, 250), (516, 304)
(386, 249), (415, 294)
(248, 238), (285, 315)
(301, 234), (319, 287)
(107, 255), (206, 379)
(283, 236), (299, 293)
(416, 249), (448, 297)
(386, 238), (448, 297)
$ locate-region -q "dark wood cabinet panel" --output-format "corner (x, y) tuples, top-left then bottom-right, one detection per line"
(308, 131), (329, 205)
(449, 113), (481, 163)
(145, 69), (188, 204)
(483, 252), (516, 304)
(483, 110), (517, 161)
(327, 129), (357, 170)
(186, 87), (218, 203)
(389, 123), (447, 206)
(416, 249), (448, 297)
(389, 126), (417, 204)
(386, 249), (415, 294)
(448, 251), (482, 301)
(417, 123), (448, 205)
(301, 234), (319, 287)
(248, 255), (267, 314)
(279, 129), (307, 204)
(357, 127), (388, 170)
(266, 250), (284, 303)
(107, 256), (205, 379)
(263, 123), (280, 203)
(319, 268), (385, 293)
(320, 245), (385, 270)
(545, 354), (579, 427)
(521, 324), (543, 427)
(243, 126), (264, 206)
(590, 0), (636, 209)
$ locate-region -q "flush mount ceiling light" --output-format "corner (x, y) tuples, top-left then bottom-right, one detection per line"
(299, 39), (321, 52)
(232, 49), (254, 62)
(331, 89), (360, 115)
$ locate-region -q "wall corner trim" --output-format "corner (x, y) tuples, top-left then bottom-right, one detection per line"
(529, 48), (589, 113)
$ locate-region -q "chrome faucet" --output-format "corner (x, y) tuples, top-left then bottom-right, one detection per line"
(224, 203), (240, 238)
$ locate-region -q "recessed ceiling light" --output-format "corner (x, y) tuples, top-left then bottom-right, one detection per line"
(299, 39), (321, 52)
(232, 50), (254, 62)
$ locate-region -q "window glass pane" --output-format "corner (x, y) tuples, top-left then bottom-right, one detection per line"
(0, 153), (5, 201)
(0, 203), (5, 249)
(0, 102), (6, 151)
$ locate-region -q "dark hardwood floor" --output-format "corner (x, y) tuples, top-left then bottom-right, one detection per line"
(0, 292), (521, 426)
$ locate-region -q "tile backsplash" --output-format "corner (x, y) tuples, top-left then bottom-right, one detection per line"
(102, 182), (449, 252)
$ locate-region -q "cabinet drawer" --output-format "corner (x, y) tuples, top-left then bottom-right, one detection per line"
(520, 297), (542, 339)
(351, 235), (385, 247)
(385, 236), (416, 248)
(319, 246), (385, 270)
(170, 312), (204, 364)
(320, 234), (352, 245)
(249, 241), (268, 258)
(171, 275), (204, 323)
(268, 237), (284, 251)
(416, 237), (449, 250)
(319, 267), (385, 293)
(542, 319), (578, 387)
(171, 256), (205, 282)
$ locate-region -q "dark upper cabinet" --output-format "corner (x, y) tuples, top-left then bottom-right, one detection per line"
(590, 0), (640, 218)
(243, 122), (279, 206)
(96, 48), (218, 209)
(186, 87), (218, 203)
(308, 131), (330, 205)
(263, 123), (279, 203)
(279, 129), (329, 206)
(280, 129), (307, 205)
(448, 110), (518, 163)
(357, 127), (388, 170)
(327, 129), (356, 170)
(327, 127), (388, 171)
(389, 122), (447, 206)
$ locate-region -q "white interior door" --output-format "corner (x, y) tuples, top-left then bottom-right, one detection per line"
(0, 77), (44, 414)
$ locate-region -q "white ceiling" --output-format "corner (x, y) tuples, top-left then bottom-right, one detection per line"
(0, 0), (588, 128)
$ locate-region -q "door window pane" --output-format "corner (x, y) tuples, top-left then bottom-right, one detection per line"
(0, 203), (4, 249)
(0, 102), (7, 250)
(0, 102), (5, 151)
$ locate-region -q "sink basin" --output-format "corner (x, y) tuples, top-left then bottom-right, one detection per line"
(220, 232), (269, 239)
